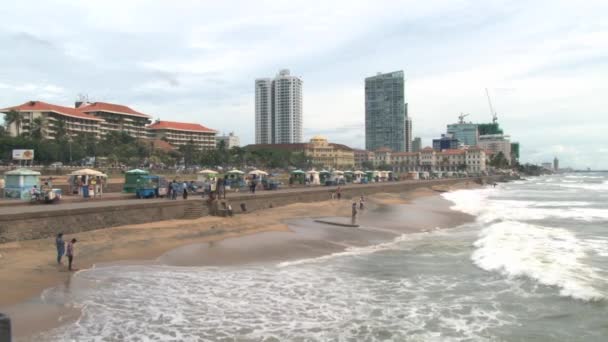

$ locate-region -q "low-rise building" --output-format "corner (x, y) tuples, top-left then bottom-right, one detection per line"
(478, 134), (511, 164)
(216, 132), (240, 149)
(357, 146), (486, 173)
(146, 120), (217, 150)
(247, 136), (354, 169)
(1, 100), (103, 139)
(353, 149), (375, 168)
(77, 102), (152, 139)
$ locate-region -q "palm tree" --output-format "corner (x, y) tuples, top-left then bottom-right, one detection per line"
(4, 109), (22, 136)
(30, 116), (45, 140)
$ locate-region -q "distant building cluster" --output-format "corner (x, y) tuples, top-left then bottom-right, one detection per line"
(1, 100), (221, 151)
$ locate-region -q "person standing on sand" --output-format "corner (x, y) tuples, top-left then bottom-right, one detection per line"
(55, 233), (65, 264)
(351, 201), (358, 225)
(66, 238), (77, 271)
(336, 186), (342, 200)
(359, 195), (365, 210)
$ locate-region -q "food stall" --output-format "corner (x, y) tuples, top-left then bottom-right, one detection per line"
(290, 169), (306, 185)
(3, 168), (41, 200)
(330, 170), (345, 185)
(319, 170), (331, 185)
(225, 169), (245, 190)
(305, 170), (320, 185)
(68, 168), (107, 198)
(197, 169), (218, 182)
(123, 169), (149, 193)
(353, 170), (366, 183)
(135, 175), (168, 198)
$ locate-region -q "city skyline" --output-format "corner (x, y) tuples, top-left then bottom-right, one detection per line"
(0, 1), (606, 168)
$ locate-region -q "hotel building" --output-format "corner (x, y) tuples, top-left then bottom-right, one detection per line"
(146, 120), (217, 150)
(76, 102), (152, 139)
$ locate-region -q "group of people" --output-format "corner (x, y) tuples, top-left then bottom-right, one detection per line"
(55, 233), (77, 271)
(167, 180), (197, 200)
(72, 175), (104, 198)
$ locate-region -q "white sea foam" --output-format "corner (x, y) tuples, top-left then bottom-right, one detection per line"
(38, 262), (511, 342)
(472, 221), (607, 301)
(277, 231), (438, 267)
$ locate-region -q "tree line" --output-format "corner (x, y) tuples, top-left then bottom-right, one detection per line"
(1, 111), (309, 169)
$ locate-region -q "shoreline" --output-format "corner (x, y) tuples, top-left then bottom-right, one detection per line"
(0, 182), (477, 339)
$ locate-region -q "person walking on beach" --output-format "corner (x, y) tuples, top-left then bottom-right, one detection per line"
(351, 201), (358, 225)
(55, 233), (65, 264)
(66, 238), (77, 271)
(359, 195), (365, 210)
(336, 186), (342, 200)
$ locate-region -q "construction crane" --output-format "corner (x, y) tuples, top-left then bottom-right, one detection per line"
(458, 112), (470, 124)
(485, 88), (498, 124)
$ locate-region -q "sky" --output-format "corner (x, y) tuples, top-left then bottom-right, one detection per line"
(0, 0), (606, 169)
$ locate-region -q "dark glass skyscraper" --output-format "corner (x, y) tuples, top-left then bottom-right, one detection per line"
(365, 71), (409, 152)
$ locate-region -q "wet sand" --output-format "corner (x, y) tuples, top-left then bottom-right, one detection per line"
(0, 183), (476, 339)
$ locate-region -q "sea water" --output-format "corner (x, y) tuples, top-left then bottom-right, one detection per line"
(35, 173), (608, 341)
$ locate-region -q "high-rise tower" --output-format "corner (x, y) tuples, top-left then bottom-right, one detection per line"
(365, 71), (408, 152)
(255, 69), (303, 144)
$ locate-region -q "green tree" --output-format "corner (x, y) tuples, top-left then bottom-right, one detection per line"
(4, 110), (21, 136)
(489, 152), (510, 169)
(30, 117), (45, 140)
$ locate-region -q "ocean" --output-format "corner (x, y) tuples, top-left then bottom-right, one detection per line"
(34, 173), (608, 341)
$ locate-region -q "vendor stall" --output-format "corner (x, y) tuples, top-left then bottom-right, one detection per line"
(197, 169), (218, 182)
(290, 169), (306, 185)
(305, 170), (320, 185)
(123, 169), (149, 193)
(225, 169), (245, 189)
(3, 168), (40, 200)
(68, 168), (107, 198)
(353, 170), (366, 183)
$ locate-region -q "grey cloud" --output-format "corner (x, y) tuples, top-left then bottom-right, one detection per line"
(12, 32), (54, 48)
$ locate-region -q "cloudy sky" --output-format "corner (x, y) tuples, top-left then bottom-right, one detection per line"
(1, 0), (606, 169)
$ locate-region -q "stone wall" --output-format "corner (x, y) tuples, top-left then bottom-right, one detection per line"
(0, 177), (506, 243)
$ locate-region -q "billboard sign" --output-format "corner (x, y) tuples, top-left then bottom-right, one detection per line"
(12, 149), (34, 160)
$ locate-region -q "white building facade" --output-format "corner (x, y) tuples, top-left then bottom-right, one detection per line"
(255, 69), (303, 144)
(478, 134), (511, 164)
(216, 132), (240, 149)
(254, 79), (273, 144)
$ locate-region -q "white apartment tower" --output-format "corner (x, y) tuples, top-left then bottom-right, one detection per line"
(255, 78), (272, 144)
(255, 69), (303, 144)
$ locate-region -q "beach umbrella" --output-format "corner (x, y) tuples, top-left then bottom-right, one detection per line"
(332, 170), (344, 175)
(306, 170), (319, 174)
(249, 169), (268, 176)
(69, 168), (107, 177)
(353, 170), (365, 175)
(227, 169), (245, 175)
(291, 169), (306, 175)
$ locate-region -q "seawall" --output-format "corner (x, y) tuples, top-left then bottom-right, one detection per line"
(0, 177), (507, 243)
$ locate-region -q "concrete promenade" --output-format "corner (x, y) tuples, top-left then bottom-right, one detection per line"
(0, 177), (503, 243)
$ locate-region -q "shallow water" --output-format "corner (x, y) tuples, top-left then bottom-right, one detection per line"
(31, 173), (608, 341)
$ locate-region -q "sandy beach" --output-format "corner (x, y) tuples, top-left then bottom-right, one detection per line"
(0, 182), (475, 339)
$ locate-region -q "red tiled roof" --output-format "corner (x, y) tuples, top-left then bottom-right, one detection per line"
(421, 147), (435, 152)
(78, 102), (151, 118)
(147, 120), (216, 133)
(329, 143), (353, 151)
(375, 147), (392, 153)
(139, 139), (176, 152)
(1, 101), (103, 121)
